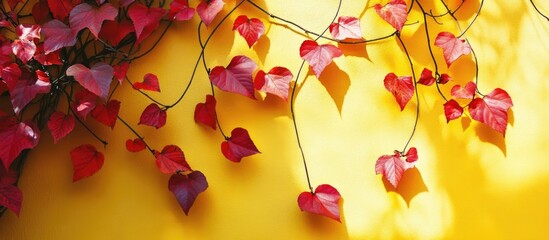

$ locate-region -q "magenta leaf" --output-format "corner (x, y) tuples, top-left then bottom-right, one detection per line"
(196, 0), (225, 26)
(209, 55), (257, 99)
(168, 171), (208, 215)
(169, 0), (195, 21)
(300, 40), (342, 78)
(444, 99), (464, 122)
(128, 3), (166, 44)
(297, 184), (342, 222)
(221, 127), (260, 162)
(254, 67), (293, 101)
(0, 118), (40, 169)
(138, 103), (167, 129)
(66, 62), (114, 99)
(42, 19), (77, 54)
(194, 95), (217, 130)
(69, 3), (118, 38)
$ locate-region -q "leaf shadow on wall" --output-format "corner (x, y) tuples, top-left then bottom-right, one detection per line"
(473, 109), (515, 157)
(315, 63), (351, 115)
(382, 167), (429, 207)
(338, 43), (370, 60)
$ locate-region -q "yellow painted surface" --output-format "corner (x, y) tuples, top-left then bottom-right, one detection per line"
(1, 0), (549, 239)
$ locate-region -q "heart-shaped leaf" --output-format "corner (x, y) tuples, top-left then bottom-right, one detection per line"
(168, 171), (208, 215)
(128, 3), (166, 44)
(254, 67), (293, 101)
(435, 32), (472, 67)
(154, 145), (191, 174)
(383, 73), (414, 111)
(300, 40), (342, 78)
(329, 16), (363, 41)
(91, 99), (120, 129)
(233, 15), (265, 48)
(98, 20), (134, 46)
(47, 111), (75, 144)
(72, 89), (98, 120)
(66, 62), (114, 99)
(468, 88), (513, 135)
(133, 73), (160, 92)
(374, 0), (408, 32)
(42, 19), (77, 54)
(444, 99), (464, 122)
(418, 68), (435, 86)
(451, 81), (476, 99)
(69, 3), (118, 38)
(0, 118), (40, 169)
(169, 0), (195, 21)
(297, 184), (342, 222)
(196, 0), (224, 26)
(6, 69), (51, 116)
(126, 138), (146, 152)
(375, 150), (417, 188)
(138, 103), (167, 129)
(0, 183), (22, 216)
(47, 0), (78, 21)
(221, 127), (260, 162)
(113, 62), (130, 84)
(209, 55), (257, 99)
(71, 144), (104, 182)
(194, 95), (217, 130)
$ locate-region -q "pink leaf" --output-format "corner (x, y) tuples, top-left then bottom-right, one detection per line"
(72, 89), (97, 120)
(15, 24), (41, 42)
(209, 55), (257, 99)
(451, 81), (476, 99)
(133, 73), (160, 92)
(138, 103), (167, 129)
(0, 183), (22, 216)
(254, 67), (293, 101)
(300, 40), (342, 78)
(168, 171), (208, 215)
(0, 118), (40, 169)
(297, 184), (341, 222)
(374, 0), (408, 32)
(42, 19), (77, 54)
(91, 100), (120, 129)
(329, 16), (363, 40)
(71, 144), (104, 182)
(194, 95), (217, 130)
(375, 150), (417, 188)
(196, 0), (224, 26)
(221, 128), (260, 162)
(232, 15), (265, 48)
(47, 111), (75, 144)
(11, 24), (41, 63)
(383, 73), (414, 111)
(69, 3), (117, 38)
(444, 99), (463, 122)
(418, 68), (435, 86)
(128, 3), (166, 44)
(66, 62), (114, 99)
(468, 88), (513, 135)
(6, 69), (51, 116)
(154, 145), (191, 174)
(169, 0), (195, 21)
(435, 32), (471, 67)
(126, 138), (146, 152)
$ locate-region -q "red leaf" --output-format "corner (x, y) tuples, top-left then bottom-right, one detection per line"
(66, 62), (114, 99)
(383, 73), (414, 111)
(42, 19), (77, 54)
(254, 67), (293, 101)
(98, 20), (134, 46)
(405, 147), (418, 163)
(32, 0), (50, 24)
(329, 16), (363, 41)
(133, 73), (160, 92)
(113, 62), (129, 84)
(34, 45), (62, 66)
(194, 95), (217, 130)
(125, 138), (146, 152)
(0, 183), (23, 216)
(154, 145), (191, 174)
(11, 24), (40, 64)
(435, 32), (471, 67)
(70, 144), (104, 182)
(209, 55), (257, 99)
(300, 40), (342, 78)
(69, 3), (117, 38)
(47, 0), (80, 21)
(297, 184), (341, 222)
(0, 118), (40, 169)
(374, 0), (408, 32)
(0, 165), (17, 186)
(233, 15), (265, 48)
(1, 63), (21, 90)
(168, 171), (208, 215)
(91, 100), (120, 129)
(468, 88), (513, 135)
(128, 3), (166, 44)
(418, 68), (435, 86)
(15, 24), (41, 41)
(47, 111), (75, 144)
(138, 103), (167, 129)
(375, 150), (416, 188)
(221, 128), (260, 162)
(7, 69), (51, 116)
(72, 89), (97, 120)
(451, 81), (476, 99)
(169, 0), (195, 21)
(196, 0), (224, 27)
(438, 73), (452, 84)
(444, 99), (463, 122)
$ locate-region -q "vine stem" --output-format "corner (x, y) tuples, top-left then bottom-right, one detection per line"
(531, 0), (549, 21)
(116, 116), (155, 155)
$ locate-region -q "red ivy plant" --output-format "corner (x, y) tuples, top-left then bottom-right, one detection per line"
(0, 0), (534, 222)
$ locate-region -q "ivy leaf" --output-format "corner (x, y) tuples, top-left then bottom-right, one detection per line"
(297, 184), (341, 222)
(196, 0), (224, 27)
(468, 88), (513, 135)
(232, 15), (265, 48)
(98, 20), (134, 46)
(91, 100), (120, 129)
(47, 111), (75, 144)
(254, 67), (293, 101)
(154, 145), (191, 174)
(71, 144), (104, 182)
(451, 81), (476, 99)
(133, 73), (160, 92)
(435, 32), (471, 67)
(72, 89), (97, 120)
(69, 3), (118, 38)
(209, 55), (257, 99)
(138, 103), (167, 129)
(329, 16), (363, 41)
(7, 69), (51, 116)
(383, 73), (414, 111)
(47, 0), (79, 21)
(168, 0), (195, 21)
(113, 62), (129, 84)
(418, 68), (435, 86)
(444, 99), (463, 122)
(168, 171), (208, 215)
(300, 40), (342, 79)
(221, 127), (260, 162)
(66, 62), (114, 99)
(0, 118), (40, 169)
(0, 183), (23, 216)
(42, 19), (77, 54)
(194, 95), (217, 130)
(126, 138), (146, 152)
(375, 149), (417, 188)
(374, 0), (408, 32)
(128, 3), (166, 44)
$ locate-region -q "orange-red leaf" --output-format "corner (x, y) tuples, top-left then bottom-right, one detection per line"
(297, 184), (341, 222)
(71, 144), (104, 182)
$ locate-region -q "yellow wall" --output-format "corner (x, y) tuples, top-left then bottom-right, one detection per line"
(1, 0), (549, 239)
